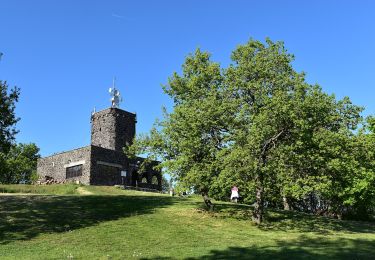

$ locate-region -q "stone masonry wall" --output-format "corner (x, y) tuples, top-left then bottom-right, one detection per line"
(91, 108), (136, 153)
(37, 107), (161, 189)
(37, 146), (91, 184)
(90, 145), (130, 185)
(90, 145), (162, 189)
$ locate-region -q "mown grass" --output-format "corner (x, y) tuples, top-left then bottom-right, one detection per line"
(0, 184), (80, 195)
(83, 185), (163, 196)
(0, 185), (374, 259)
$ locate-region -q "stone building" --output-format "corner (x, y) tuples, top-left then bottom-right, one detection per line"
(37, 106), (162, 190)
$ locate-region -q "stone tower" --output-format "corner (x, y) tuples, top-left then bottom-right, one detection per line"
(91, 108), (136, 152)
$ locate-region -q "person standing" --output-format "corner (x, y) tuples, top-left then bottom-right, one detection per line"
(231, 186), (239, 203)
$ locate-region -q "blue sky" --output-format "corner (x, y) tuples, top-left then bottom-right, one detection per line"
(1, 0), (374, 156)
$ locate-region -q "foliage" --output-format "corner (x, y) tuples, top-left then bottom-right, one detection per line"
(128, 38), (375, 222)
(127, 49), (231, 209)
(0, 81), (20, 153)
(342, 116), (375, 219)
(0, 143), (40, 184)
(161, 175), (170, 192)
(0, 80), (40, 185)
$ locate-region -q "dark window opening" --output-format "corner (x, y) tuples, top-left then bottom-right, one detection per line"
(131, 170), (139, 186)
(98, 164), (120, 175)
(152, 176), (158, 185)
(97, 164), (121, 186)
(66, 165), (83, 179)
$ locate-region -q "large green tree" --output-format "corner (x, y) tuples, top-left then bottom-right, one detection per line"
(268, 94), (364, 217)
(126, 49), (231, 209)
(129, 39), (374, 223)
(222, 40), (365, 222)
(341, 116), (375, 219)
(0, 81), (20, 153)
(0, 62), (40, 184)
(0, 143), (40, 184)
(223, 39), (309, 223)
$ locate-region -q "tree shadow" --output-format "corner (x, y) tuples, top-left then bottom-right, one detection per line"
(196, 202), (375, 235)
(188, 236), (375, 260)
(143, 236), (375, 260)
(0, 195), (175, 245)
(212, 202), (253, 219)
(260, 209), (375, 235)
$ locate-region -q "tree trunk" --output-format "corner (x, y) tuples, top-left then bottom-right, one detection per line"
(252, 184), (264, 224)
(252, 129), (285, 224)
(202, 192), (214, 211)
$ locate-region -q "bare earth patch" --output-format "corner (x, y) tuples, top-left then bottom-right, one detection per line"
(0, 193), (37, 196)
(76, 187), (93, 195)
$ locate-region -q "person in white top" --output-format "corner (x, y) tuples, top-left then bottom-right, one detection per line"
(231, 186), (239, 203)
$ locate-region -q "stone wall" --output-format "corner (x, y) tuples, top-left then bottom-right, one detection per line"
(129, 160), (162, 191)
(90, 145), (130, 185)
(37, 107), (162, 189)
(37, 146), (91, 184)
(91, 108), (136, 152)
(90, 145), (162, 190)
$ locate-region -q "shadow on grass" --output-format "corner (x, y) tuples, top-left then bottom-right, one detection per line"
(260, 209), (375, 235)
(0, 195), (175, 245)
(143, 236), (375, 260)
(198, 202), (375, 235)
(188, 236), (375, 260)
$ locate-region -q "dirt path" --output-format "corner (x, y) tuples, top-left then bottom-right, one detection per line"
(76, 187), (93, 195)
(0, 193), (37, 196)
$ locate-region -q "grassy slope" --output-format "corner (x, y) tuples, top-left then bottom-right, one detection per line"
(0, 185), (374, 259)
(0, 184), (80, 195)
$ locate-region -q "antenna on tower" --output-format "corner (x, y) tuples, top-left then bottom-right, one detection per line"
(109, 77), (122, 108)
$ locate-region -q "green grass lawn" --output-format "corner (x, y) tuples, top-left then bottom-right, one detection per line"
(0, 185), (374, 259)
(0, 184), (81, 195)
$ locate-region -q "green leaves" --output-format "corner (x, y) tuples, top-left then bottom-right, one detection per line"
(0, 143), (40, 184)
(0, 81), (20, 154)
(129, 38), (375, 221)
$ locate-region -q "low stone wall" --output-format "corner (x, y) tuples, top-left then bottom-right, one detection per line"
(123, 185), (162, 193)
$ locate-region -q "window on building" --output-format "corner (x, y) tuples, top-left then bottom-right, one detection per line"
(152, 176), (158, 185)
(66, 165), (83, 179)
(141, 177), (147, 183)
(98, 164), (120, 175)
(97, 164), (121, 185)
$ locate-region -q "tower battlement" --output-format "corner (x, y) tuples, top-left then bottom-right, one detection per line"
(91, 107), (136, 152)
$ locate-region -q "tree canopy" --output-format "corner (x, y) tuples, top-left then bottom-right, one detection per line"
(128, 38), (375, 223)
(0, 81), (20, 153)
(0, 143), (40, 184)
(0, 73), (40, 184)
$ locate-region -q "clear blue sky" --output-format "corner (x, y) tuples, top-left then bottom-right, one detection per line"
(1, 0), (374, 156)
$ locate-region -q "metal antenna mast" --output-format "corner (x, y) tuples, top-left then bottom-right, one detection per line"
(109, 77), (122, 108)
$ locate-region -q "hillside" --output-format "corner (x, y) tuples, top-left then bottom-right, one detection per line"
(0, 185), (374, 259)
